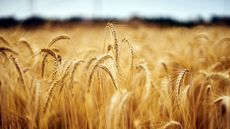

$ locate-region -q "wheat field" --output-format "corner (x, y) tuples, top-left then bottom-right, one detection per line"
(0, 22), (229, 129)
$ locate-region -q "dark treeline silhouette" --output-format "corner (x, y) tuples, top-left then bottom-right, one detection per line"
(0, 16), (230, 28)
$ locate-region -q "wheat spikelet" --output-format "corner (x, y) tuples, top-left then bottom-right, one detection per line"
(0, 36), (12, 47)
(48, 35), (70, 47)
(163, 120), (183, 129)
(18, 39), (34, 55)
(88, 54), (114, 88)
(98, 64), (119, 90)
(9, 55), (25, 87)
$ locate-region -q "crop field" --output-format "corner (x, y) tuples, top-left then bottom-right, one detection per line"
(0, 22), (229, 129)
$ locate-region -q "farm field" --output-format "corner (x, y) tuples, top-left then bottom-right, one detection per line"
(0, 22), (230, 129)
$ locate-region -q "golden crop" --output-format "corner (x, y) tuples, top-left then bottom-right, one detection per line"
(0, 23), (229, 129)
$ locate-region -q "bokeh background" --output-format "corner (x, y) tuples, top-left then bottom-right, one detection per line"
(0, 0), (230, 21)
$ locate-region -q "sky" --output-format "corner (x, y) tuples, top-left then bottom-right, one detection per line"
(0, 0), (229, 20)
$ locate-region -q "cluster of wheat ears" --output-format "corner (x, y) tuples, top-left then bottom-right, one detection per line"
(0, 23), (229, 129)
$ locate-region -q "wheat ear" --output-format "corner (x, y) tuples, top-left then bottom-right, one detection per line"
(69, 59), (84, 88)
(88, 54), (113, 88)
(98, 64), (118, 90)
(48, 35), (70, 47)
(43, 80), (59, 114)
(85, 57), (97, 70)
(40, 48), (57, 59)
(137, 63), (152, 100)
(175, 69), (190, 99)
(122, 38), (134, 70)
(9, 55), (25, 88)
(18, 39), (34, 55)
(0, 47), (18, 55)
(107, 23), (119, 70)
